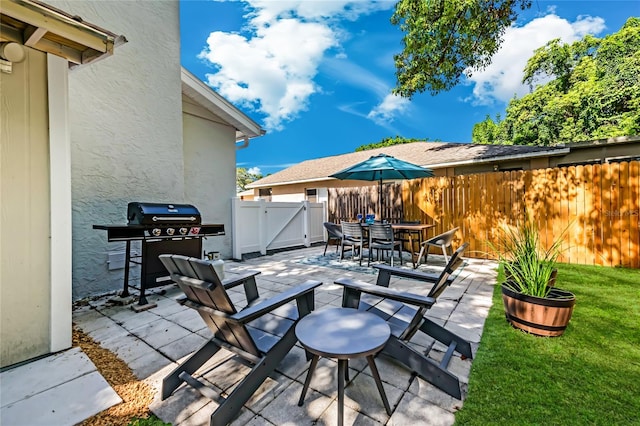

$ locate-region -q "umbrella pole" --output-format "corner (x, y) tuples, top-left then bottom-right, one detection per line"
(379, 178), (382, 220)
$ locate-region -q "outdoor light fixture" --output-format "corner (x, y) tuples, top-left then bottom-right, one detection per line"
(0, 42), (26, 74)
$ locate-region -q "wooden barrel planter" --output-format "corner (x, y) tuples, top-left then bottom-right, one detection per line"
(501, 284), (576, 337)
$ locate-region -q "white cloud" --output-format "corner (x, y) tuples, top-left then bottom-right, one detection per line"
(367, 93), (410, 125)
(247, 166), (262, 175)
(465, 14), (606, 105)
(325, 58), (410, 127)
(199, 1), (394, 131)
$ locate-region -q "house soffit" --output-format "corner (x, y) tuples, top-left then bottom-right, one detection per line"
(0, 0), (126, 66)
(181, 67), (265, 142)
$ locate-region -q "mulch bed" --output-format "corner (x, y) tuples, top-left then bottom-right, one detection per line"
(72, 327), (155, 426)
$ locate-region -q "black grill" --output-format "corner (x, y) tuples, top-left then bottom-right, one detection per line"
(94, 202), (225, 307)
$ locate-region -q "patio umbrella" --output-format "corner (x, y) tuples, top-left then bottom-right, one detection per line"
(329, 153), (434, 218)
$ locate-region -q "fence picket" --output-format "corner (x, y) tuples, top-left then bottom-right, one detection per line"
(629, 161), (640, 268)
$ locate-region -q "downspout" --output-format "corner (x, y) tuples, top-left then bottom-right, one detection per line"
(236, 136), (249, 150)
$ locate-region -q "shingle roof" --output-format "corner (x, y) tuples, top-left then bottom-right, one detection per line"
(248, 142), (565, 188)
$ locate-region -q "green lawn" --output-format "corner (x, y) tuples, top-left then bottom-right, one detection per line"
(455, 264), (640, 425)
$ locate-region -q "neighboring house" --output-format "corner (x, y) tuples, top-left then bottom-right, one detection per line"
(1, 0), (264, 368)
(247, 137), (640, 201)
(237, 189), (256, 200)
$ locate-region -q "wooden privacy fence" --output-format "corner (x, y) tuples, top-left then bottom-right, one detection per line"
(405, 161), (639, 268)
(328, 183), (403, 222)
(329, 161), (639, 268)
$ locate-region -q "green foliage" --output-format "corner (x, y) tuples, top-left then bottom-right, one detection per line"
(471, 114), (504, 145)
(472, 17), (640, 145)
(391, 0), (531, 97)
(491, 217), (564, 298)
(355, 136), (426, 151)
(128, 415), (171, 426)
(456, 264), (640, 425)
(236, 167), (263, 192)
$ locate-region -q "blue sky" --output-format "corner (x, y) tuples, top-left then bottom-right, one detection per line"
(180, 1), (638, 176)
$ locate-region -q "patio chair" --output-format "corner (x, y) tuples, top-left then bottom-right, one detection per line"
(368, 223), (403, 266)
(340, 221), (367, 265)
(158, 254), (321, 426)
(416, 227), (459, 267)
(335, 243), (472, 399)
(323, 222), (343, 256)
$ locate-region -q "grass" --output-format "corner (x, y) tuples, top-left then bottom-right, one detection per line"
(455, 263), (640, 425)
(128, 416), (171, 426)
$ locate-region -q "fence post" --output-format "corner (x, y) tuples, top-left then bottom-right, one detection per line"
(303, 200), (311, 247)
(259, 198), (267, 255)
(231, 197), (241, 260)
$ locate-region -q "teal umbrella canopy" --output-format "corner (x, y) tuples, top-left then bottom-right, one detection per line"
(330, 154), (434, 182)
(330, 154), (434, 217)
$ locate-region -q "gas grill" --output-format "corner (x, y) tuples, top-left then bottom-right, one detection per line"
(94, 202), (224, 307)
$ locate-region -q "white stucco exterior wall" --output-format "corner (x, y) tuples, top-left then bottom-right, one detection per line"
(182, 108), (237, 259)
(50, 1), (184, 298)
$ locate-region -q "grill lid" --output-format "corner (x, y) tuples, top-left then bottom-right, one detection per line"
(127, 202), (201, 225)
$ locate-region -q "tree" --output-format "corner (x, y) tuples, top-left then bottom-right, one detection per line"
(472, 114), (504, 145)
(472, 18), (640, 145)
(391, 0), (531, 97)
(355, 136), (428, 151)
(236, 167), (263, 192)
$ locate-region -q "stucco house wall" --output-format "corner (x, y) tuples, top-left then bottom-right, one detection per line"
(182, 98), (237, 259)
(50, 1), (184, 298)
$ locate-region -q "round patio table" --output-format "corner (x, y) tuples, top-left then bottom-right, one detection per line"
(295, 307), (391, 425)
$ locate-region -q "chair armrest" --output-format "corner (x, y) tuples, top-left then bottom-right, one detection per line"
(222, 269), (261, 289)
(373, 264), (451, 286)
(231, 280), (322, 323)
(335, 277), (435, 308)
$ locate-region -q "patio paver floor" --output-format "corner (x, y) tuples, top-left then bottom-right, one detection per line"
(1, 245), (497, 426)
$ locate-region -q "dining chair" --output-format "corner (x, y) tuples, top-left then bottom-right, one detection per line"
(368, 223), (403, 266)
(340, 221), (366, 265)
(323, 222), (343, 256)
(416, 227), (459, 266)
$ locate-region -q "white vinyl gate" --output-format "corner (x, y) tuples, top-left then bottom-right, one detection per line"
(231, 198), (325, 259)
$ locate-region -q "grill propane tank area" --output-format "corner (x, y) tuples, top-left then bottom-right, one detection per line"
(94, 202), (224, 309)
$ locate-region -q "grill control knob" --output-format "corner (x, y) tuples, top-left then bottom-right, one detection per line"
(179, 227), (188, 235)
(166, 227), (175, 236)
(152, 228), (161, 237)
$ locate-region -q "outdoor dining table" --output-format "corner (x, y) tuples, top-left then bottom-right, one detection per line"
(360, 222), (435, 268)
(390, 223), (435, 267)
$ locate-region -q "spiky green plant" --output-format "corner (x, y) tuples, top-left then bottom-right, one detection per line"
(492, 217), (565, 298)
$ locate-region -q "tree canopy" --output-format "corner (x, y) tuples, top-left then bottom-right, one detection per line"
(391, 0), (531, 97)
(355, 136), (427, 151)
(472, 17), (640, 145)
(236, 167), (263, 192)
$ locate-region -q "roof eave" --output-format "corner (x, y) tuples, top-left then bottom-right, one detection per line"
(248, 148), (572, 189)
(181, 67), (265, 141)
(1, 0), (127, 66)
(423, 148), (571, 169)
